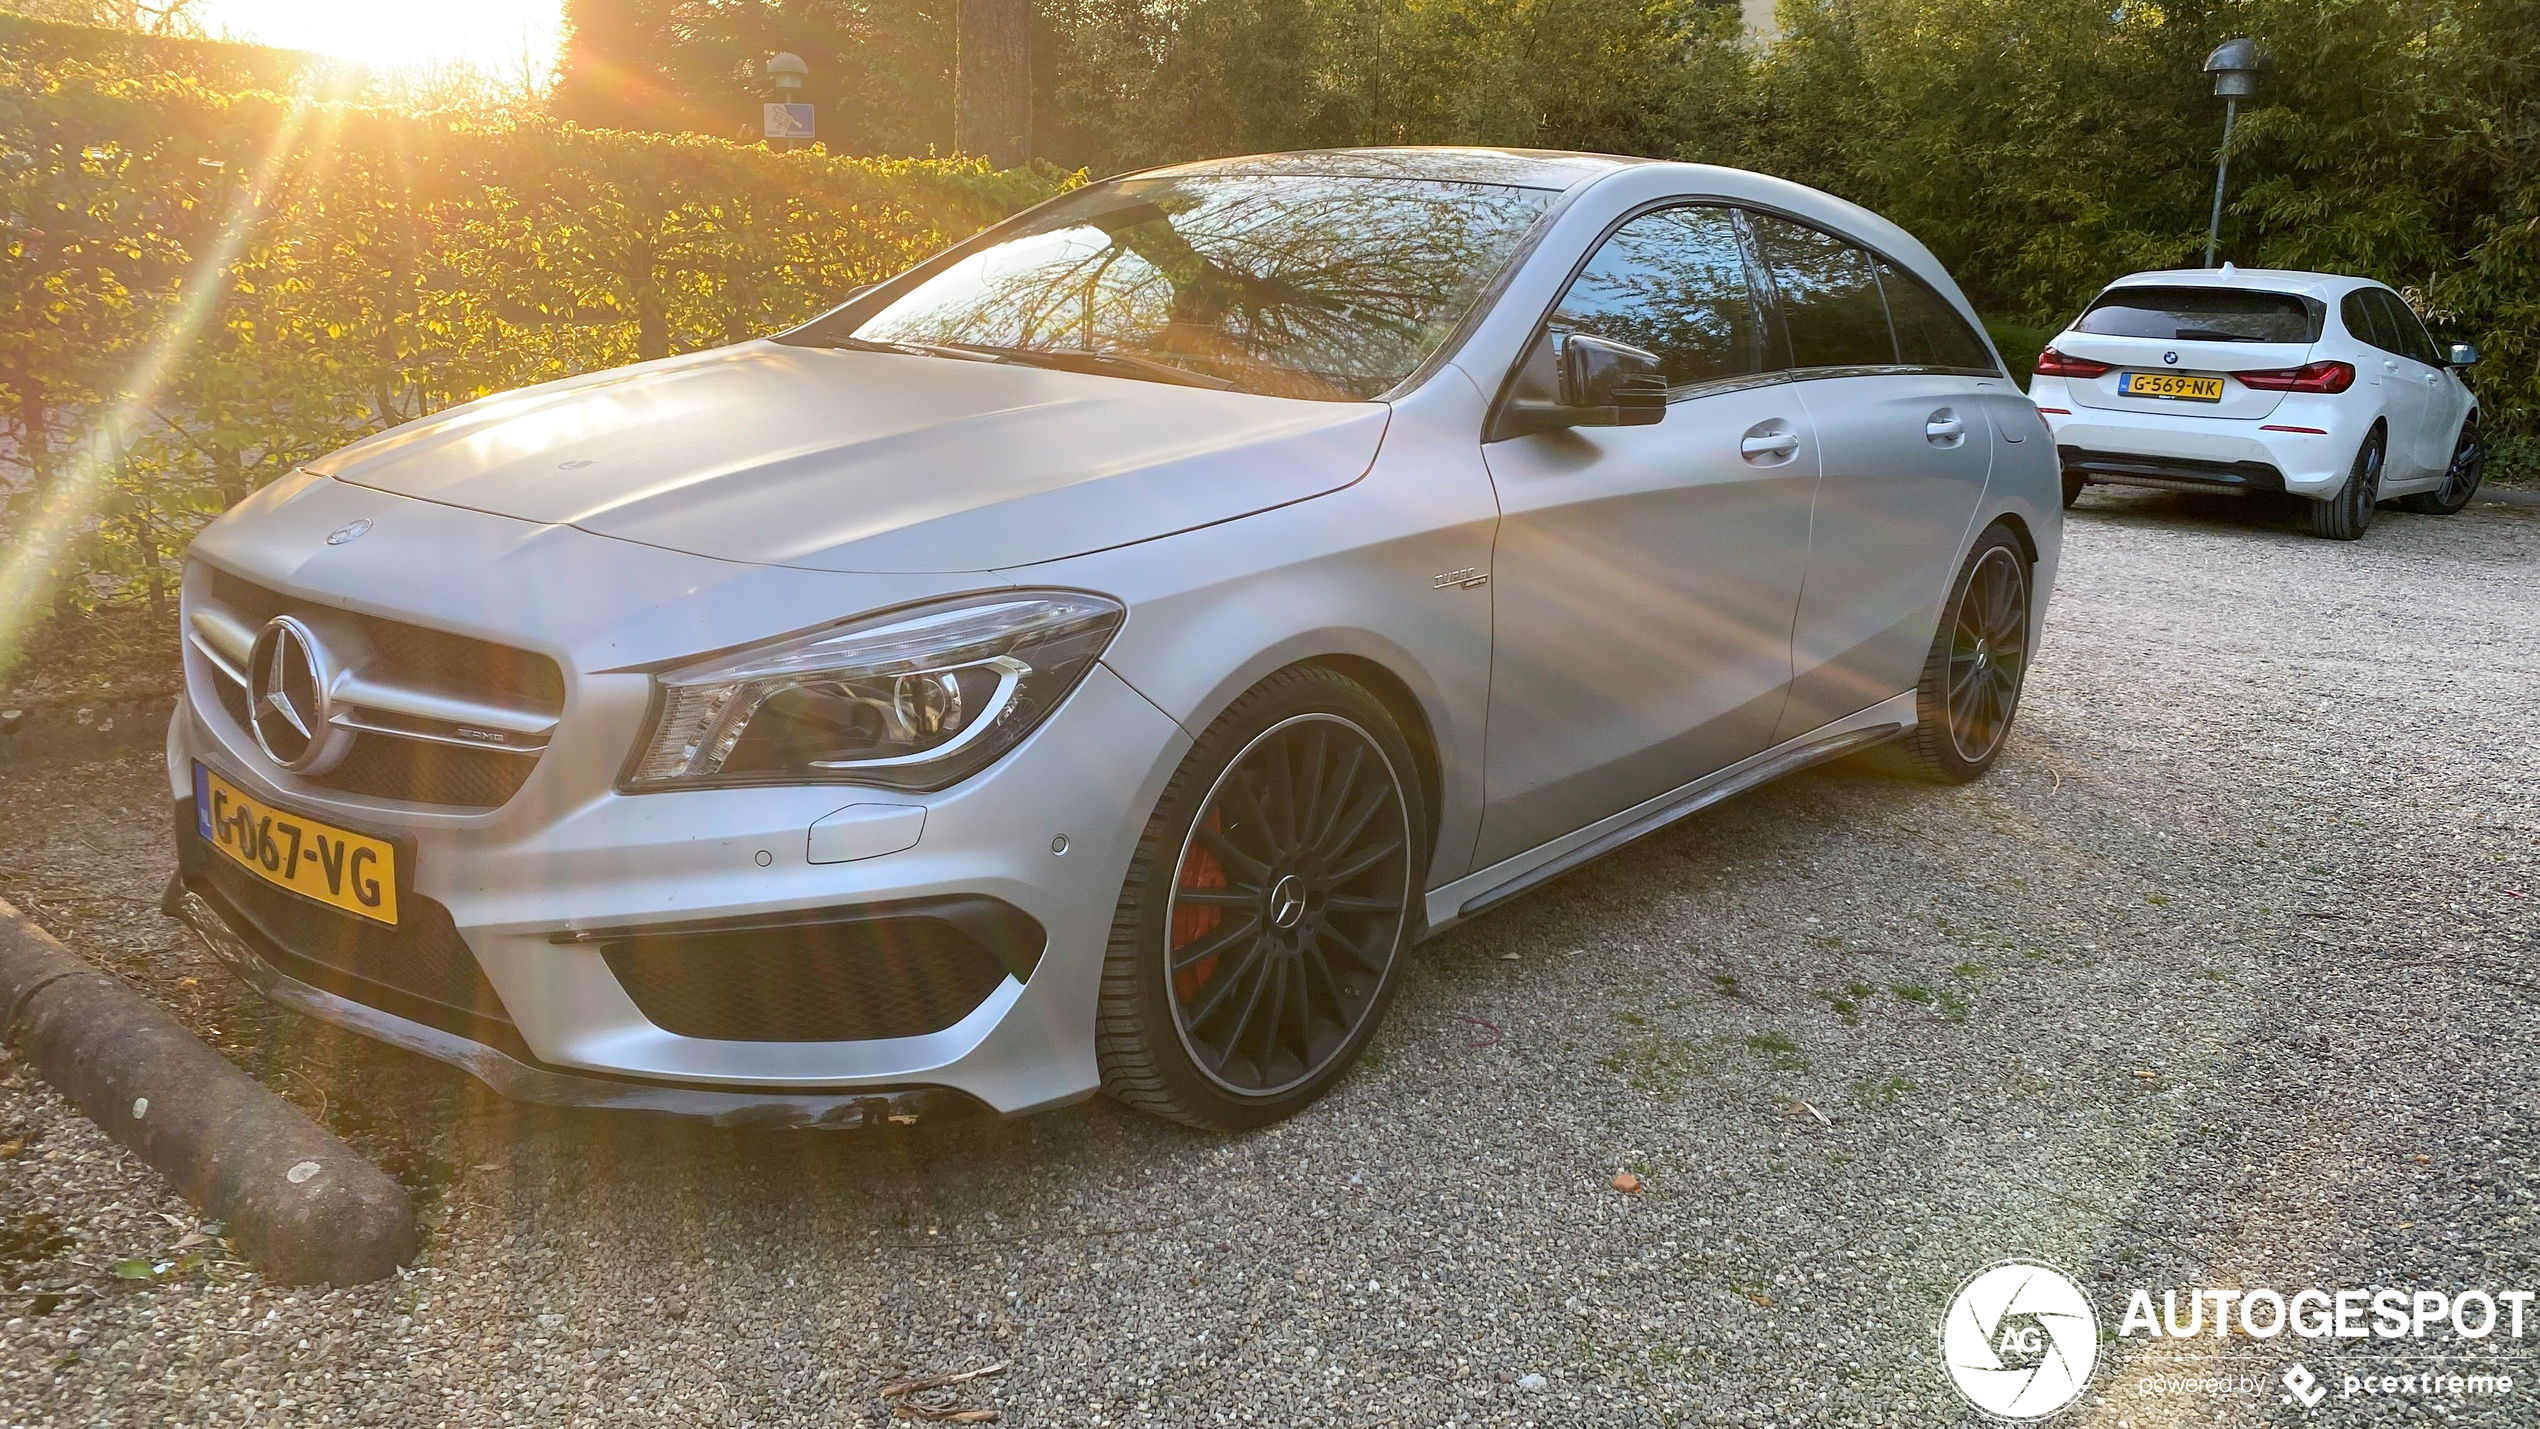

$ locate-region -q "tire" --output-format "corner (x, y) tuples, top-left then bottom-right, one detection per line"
(2399, 414), (2484, 515)
(2060, 471), (2087, 509)
(1096, 665), (1426, 1130)
(2310, 427), (2383, 540)
(1892, 524), (2033, 784)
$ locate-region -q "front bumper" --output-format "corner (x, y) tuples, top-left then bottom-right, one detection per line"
(166, 660), (1189, 1120)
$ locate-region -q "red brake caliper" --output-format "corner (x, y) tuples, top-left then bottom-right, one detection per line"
(1171, 810), (1226, 1003)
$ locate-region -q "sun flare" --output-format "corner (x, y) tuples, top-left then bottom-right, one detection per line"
(193, 0), (565, 83)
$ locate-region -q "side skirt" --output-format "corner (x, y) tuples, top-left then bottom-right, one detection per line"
(1420, 690), (1917, 937)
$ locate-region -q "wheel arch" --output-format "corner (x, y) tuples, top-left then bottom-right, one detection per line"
(1305, 653), (1445, 871)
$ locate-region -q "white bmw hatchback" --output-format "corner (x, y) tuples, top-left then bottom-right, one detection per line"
(2032, 268), (2484, 539)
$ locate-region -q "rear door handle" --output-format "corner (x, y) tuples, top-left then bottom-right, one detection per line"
(1925, 412), (1965, 444)
(1740, 431), (1800, 460)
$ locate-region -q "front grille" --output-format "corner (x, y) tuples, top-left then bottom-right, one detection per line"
(184, 821), (524, 1057)
(595, 900), (1043, 1043)
(188, 566), (563, 811)
(321, 731), (538, 808)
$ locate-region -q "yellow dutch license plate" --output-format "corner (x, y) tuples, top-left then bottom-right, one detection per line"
(193, 764), (400, 925)
(2117, 370), (2225, 402)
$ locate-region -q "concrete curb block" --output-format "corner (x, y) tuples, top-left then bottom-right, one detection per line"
(0, 898), (418, 1285)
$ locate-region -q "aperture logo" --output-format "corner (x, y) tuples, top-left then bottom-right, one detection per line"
(1942, 1259), (2101, 1419)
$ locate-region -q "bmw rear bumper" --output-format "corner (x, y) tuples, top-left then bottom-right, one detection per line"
(2039, 397), (2362, 497)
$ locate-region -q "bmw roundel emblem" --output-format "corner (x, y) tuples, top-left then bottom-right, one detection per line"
(2162, 351), (2180, 366)
(325, 519), (371, 546)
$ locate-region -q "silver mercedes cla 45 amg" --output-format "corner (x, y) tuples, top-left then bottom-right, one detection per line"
(167, 149), (2061, 1130)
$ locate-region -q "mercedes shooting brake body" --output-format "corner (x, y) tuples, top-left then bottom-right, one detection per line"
(166, 148), (2062, 1130)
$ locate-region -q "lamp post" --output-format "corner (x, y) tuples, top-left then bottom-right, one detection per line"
(765, 51), (811, 151)
(2202, 38), (2266, 269)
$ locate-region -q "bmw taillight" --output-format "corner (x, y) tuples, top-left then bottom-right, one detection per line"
(2234, 360), (2356, 394)
(2033, 348), (2113, 379)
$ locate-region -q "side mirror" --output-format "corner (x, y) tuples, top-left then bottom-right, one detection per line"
(1507, 334), (1668, 432)
(2447, 341), (2480, 368)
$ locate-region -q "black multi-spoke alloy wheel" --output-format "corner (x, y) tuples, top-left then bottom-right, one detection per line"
(2401, 415), (2484, 515)
(1098, 666), (1424, 1129)
(1894, 525), (2032, 784)
(2311, 426), (2383, 540)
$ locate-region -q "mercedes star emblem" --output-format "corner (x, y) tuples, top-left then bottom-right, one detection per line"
(246, 616), (355, 774)
(326, 519), (371, 546)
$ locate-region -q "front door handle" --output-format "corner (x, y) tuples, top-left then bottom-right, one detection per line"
(1740, 429), (1800, 461)
(1925, 410), (1965, 444)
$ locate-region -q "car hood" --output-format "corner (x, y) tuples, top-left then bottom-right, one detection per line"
(313, 341), (1391, 574)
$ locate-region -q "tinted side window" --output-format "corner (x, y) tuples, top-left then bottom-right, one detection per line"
(1879, 261), (1996, 372)
(1751, 215), (1896, 369)
(2375, 290), (2442, 366)
(1548, 205), (1769, 388)
(2342, 290), (2395, 354)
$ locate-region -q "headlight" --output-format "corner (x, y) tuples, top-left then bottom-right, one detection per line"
(625, 591), (1124, 791)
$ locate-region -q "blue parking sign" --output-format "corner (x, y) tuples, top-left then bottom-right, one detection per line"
(763, 103), (814, 139)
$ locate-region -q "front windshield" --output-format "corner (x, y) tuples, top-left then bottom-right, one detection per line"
(837, 174), (1555, 400)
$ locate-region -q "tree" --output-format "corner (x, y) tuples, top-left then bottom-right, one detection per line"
(956, 0), (1031, 165)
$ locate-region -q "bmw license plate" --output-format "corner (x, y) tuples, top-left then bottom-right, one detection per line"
(2117, 371), (2224, 402)
(193, 763), (400, 925)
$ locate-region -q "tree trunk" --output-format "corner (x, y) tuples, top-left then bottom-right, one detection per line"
(955, 0), (1032, 168)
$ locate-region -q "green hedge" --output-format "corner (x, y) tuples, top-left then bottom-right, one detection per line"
(0, 52), (1063, 644)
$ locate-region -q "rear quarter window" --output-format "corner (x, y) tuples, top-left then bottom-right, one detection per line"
(2075, 287), (2323, 344)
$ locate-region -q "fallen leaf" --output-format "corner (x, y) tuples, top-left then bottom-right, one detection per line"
(1611, 1172), (1643, 1195)
(2411, 1154), (2432, 1164)
(0, 1140), (22, 1159)
(111, 1258), (154, 1280)
(2132, 1068), (2160, 1080)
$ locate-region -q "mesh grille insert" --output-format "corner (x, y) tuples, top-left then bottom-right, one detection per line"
(598, 900), (1042, 1043)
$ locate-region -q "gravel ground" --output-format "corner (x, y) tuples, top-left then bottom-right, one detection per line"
(1, 488), (2533, 1428)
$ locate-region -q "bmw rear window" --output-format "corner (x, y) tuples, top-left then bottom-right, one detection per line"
(2073, 286), (2323, 343)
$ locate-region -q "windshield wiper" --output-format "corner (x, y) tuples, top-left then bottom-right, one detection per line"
(939, 343), (1244, 392)
(802, 333), (1007, 363)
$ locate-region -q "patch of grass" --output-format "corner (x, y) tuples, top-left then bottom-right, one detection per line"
(1936, 990), (1970, 1020)
(1853, 1075), (1914, 1104)
(1891, 983), (1933, 1004)
(1744, 1032), (1809, 1072)
(1952, 962), (1988, 977)
(1601, 1028), (1713, 1102)
(2147, 893), (2171, 906)
(1617, 1011), (1647, 1027)
(1710, 973), (1742, 997)
(1817, 989), (1861, 1025)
